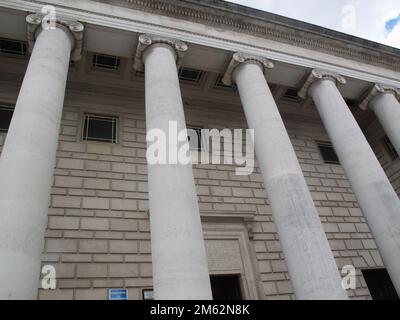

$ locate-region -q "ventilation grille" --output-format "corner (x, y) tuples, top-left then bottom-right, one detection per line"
(0, 38), (27, 57)
(92, 53), (121, 71)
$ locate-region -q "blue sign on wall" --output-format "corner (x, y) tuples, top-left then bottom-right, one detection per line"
(109, 288), (128, 300)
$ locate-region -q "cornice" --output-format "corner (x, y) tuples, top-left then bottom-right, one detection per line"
(98, 0), (400, 72)
(1, 0), (399, 87)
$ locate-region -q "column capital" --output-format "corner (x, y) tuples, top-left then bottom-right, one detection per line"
(133, 34), (188, 72)
(298, 69), (347, 99)
(222, 52), (274, 86)
(26, 13), (84, 61)
(359, 83), (400, 111)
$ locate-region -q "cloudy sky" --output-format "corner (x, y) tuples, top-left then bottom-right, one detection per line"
(226, 0), (400, 49)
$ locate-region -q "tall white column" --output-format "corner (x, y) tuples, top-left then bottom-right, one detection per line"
(360, 84), (400, 155)
(299, 69), (400, 295)
(0, 14), (83, 299)
(134, 34), (212, 300)
(223, 54), (348, 300)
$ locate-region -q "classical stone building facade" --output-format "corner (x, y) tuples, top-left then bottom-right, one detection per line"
(0, 0), (400, 300)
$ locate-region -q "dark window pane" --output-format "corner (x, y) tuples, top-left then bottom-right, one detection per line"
(178, 68), (204, 83)
(83, 115), (118, 143)
(362, 269), (399, 300)
(0, 38), (26, 56)
(92, 54), (120, 70)
(210, 275), (243, 300)
(0, 106), (14, 131)
(317, 142), (340, 164)
(282, 88), (301, 102)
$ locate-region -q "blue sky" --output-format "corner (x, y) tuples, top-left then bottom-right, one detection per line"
(226, 0), (400, 49)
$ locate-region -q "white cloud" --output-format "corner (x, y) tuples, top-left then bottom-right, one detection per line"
(386, 23), (400, 47)
(225, 0), (400, 49)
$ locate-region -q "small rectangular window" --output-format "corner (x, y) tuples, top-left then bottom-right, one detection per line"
(382, 135), (399, 160)
(362, 269), (399, 300)
(0, 38), (27, 57)
(0, 105), (14, 132)
(317, 141), (340, 164)
(178, 67), (204, 83)
(282, 88), (301, 103)
(82, 114), (118, 143)
(142, 289), (154, 300)
(92, 53), (121, 71)
(187, 126), (203, 151)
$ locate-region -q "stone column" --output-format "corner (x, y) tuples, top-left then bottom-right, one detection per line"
(0, 14), (83, 299)
(299, 69), (400, 294)
(134, 34), (212, 300)
(360, 84), (400, 155)
(223, 54), (348, 300)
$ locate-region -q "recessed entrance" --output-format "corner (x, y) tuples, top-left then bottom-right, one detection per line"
(362, 269), (399, 300)
(210, 274), (243, 300)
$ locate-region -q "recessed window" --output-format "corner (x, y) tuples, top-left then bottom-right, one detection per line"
(178, 67), (204, 83)
(210, 275), (243, 300)
(142, 289), (154, 300)
(382, 135), (399, 161)
(0, 105), (14, 132)
(362, 269), (399, 300)
(187, 126), (203, 151)
(82, 114), (118, 143)
(0, 38), (27, 57)
(214, 74), (237, 91)
(317, 141), (340, 164)
(92, 53), (121, 71)
(282, 88), (301, 103)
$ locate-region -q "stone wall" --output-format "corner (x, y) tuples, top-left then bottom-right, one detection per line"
(0, 87), (386, 300)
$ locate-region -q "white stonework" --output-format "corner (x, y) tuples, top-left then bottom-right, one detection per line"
(360, 84), (400, 156)
(301, 70), (400, 294)
(0, 14), (83, 299)
(138, 36), (212, 300)
(225, 56), (347, 300)
(0, 0), (399, 301)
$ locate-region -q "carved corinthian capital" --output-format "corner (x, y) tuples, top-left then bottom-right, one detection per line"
(222, 52), (274, 86)
(359, 84), (400, 111)
(298, 69), (347, 99)
(133, 34), (188, 71)
(26, 13), (84, 61)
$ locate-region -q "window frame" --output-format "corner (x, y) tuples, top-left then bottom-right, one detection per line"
(81, 113), (119, 144)
(0, 37), (27, 58)
(316, 141), (340, 165)
(91, 53), (121, 72)
(178, 67), (205, 84)
(187, 125), (205, 152)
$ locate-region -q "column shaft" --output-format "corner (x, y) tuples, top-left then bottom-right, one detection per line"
(0, 27), (72, 299)
(234, 62), (348, 300)
(371, 93), (400, 155)
(310, 79), (400, 294)
(143, 44), (212, 300)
